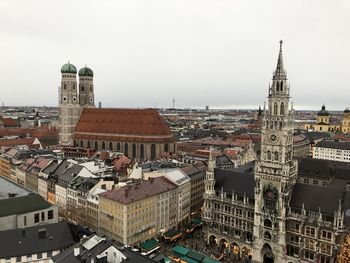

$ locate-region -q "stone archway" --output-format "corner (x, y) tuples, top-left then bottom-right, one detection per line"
(261, 243), (274, 263)
(242, 246), (252, 257)
(230, 242), (240, 256)
(218, 238), (228, 254)
(208, 235), (217, 246)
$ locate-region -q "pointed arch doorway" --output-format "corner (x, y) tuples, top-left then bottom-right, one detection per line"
(261, 243), (274, 263)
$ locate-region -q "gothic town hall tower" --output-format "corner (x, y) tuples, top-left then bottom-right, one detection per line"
(253, 41), (297, 262)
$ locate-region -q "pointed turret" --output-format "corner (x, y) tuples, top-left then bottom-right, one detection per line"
(275, 40), (285, 76)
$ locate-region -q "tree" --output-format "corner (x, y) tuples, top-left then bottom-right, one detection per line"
(337, 234), (350, 263)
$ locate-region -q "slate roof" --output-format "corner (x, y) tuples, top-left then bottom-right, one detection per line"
(316, 140), (350, 150)
(214, 168), (255, 199)
(298, 158), (331, 179)
(181, 165), (205, 180)
(74, 108), (174, 143)
(290, 183), (343, 216)
(298, 158), (350, 180)
(0, 221), (75, 258)
(0, 193), (52, 217)
(216, 154), (235, 168)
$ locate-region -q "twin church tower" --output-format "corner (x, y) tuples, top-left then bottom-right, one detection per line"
(58, 63), (95, 145)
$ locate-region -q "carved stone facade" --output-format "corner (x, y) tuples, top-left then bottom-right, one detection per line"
(203, 42), (349, 263)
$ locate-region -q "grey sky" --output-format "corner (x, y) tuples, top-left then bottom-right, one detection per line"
(1, 0), (349, 110)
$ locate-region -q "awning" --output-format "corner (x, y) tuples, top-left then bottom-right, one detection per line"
(186, 250), (205, 262)
(181, 256), (198, 263)
(164, 229), (182, 241)
(203, 256), (221, 263)
(138, 238), (160, 253)
(172, 245), (190, 256)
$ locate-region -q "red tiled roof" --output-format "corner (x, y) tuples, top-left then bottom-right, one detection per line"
(99, 176), (177, 204)
(0, 116), (20, 127)
(74, 108), (173, 143)
(0, 126), (58, 138)
(0, 137), (37, 148)
(114, 155), (131, 171)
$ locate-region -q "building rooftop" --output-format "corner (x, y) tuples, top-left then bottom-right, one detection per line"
(0, 176), (29, 200)
(52, 236), (156, 263)
(99, 176), (177, 204)
(316, 140), (350, 150)
(74, 108), (173, 143)
(0, 193), (52, 217)
(290, 183), (343, 216)
(0, 221), (75, 258)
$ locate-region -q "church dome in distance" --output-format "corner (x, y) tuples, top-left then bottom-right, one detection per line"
(61, 62), (77, 74)
(79, 66), (94, 77)
(344, 108), (350, 113)
(317, 105), (329, 116)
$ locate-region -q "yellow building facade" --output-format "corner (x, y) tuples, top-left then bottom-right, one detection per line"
(304, 105), (350, 133)
(98, 177), (178, 246)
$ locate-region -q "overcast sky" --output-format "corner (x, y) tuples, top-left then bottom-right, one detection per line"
(1, 0), (349, 110)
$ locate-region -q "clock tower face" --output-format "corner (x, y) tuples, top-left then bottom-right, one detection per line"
(268, 132), (279, 144)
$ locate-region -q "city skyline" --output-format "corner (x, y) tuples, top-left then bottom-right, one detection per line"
(1, 0), (349, 110)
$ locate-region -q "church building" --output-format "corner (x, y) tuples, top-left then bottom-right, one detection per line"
(58, 63), (175, 160)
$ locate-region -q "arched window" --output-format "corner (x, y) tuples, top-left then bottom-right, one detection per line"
(264, 219), (272, 228)
(264, 231), (272, 240)
(276, 82), (279, 91)
(151, 144), (156, 160)
(280, 102), (284, 115)
(274, 151), (279, 161)
(273, 102), (278, 115)
(164, 143), (169, 152)
(117, 142), (120, 151)
(140, 144), (145, 159)
(102, 141), (105, 150)
(267, 151), (271, 160)
(80, 140), (84, 147)
(94, 141), (98, 149)
(87, 141), (91, 148)
(280, 81), (283, 91)
(109, 142), (113, 150)
(132, 143), (136, 158)
(124, 143), (129, 157)
(73, 140), (77, 147)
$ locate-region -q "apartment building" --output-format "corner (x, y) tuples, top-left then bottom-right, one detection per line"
(98, 176), (177, 245)
(313, 140), (350, 163)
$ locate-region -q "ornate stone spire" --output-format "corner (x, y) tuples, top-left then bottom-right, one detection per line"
(274, 40), (285, 76)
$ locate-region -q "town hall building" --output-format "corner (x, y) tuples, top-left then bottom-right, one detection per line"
(203, 41), (350, 263)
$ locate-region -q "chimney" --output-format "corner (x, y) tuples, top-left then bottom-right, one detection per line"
(74, 246), (80, 257)
(98, 102), (102, 108)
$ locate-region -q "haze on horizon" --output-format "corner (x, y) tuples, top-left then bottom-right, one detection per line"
(1, 0), (349, 111)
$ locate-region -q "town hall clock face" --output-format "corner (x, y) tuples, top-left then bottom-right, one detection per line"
(268, 132), (279, 144)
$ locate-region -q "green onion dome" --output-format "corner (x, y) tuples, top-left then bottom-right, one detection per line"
(78, 66), (94, 77)
(61, 62), (77, 74)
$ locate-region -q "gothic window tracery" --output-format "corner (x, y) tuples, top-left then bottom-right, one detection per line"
(274, 103), (278, 115)
(280, 102), (284, 115)
(267, 151), (271, 160)
(274, 151), (279, 161)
